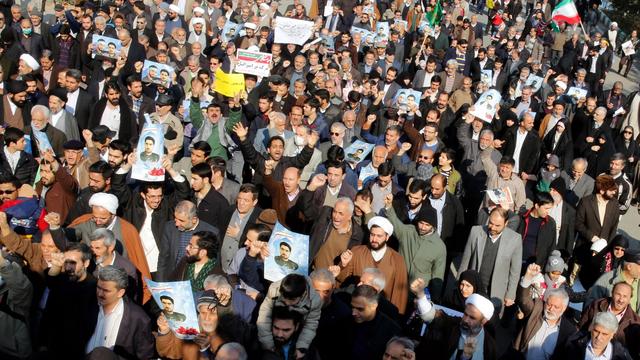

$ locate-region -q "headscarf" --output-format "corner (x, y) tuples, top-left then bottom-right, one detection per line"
(442, 269), (483, 312)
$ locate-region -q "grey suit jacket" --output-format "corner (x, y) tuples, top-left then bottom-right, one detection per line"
(561, 171), (595, 207)
(284, 139), (322, 188)
(54, 111), (81, 141)
(459, 225), (523, 306)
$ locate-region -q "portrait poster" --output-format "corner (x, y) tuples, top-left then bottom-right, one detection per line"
(358, 162), (378, 190)
(394, 89), (422, 110)
(486, 187), (514, 207)
(236, 49), (273, 78)
(480, 70), (492, 85)
(221, 21), (241, 43)
(274, 17), (314, 45)
(132, 120), (165, 182)
(142, 60), (174, 87)
(91, 35), (122, 60)
(363, 5), (374, 15)
(264, 222), (309, 282)
(320, 34), (335, 52)
(622, 40), (636, 56)
(393, 19), (408, 31)
(566, 87), (588, 102)
(345, 140), (374, 166)
(32, 130), (53, 154)
(469, 89), (502, 123)
(375, 21), (390, 45)
(146, 279), (200, 339)
(350, 26), (376, 45)
(525, 75), (543, 92)
(214, 68), (246, 97)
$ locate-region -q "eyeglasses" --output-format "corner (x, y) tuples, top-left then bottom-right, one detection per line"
(0, 189), (16, 195)
(330, 132), (342, 136)
(186, 244), (200, 251)
(624, 131), (633, 135)
(418, 155), (431, 159)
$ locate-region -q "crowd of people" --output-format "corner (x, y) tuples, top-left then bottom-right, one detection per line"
(0, 0), (639, 358)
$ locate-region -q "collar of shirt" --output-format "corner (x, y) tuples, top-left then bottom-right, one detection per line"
(586, 340), (612, 360)
(607, 303), (627, 321)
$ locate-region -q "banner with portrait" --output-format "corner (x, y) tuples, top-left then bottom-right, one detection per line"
(132, 119), (165, 182)
(235, 49), (273, 78)
(142, 60), (174, 87)
(264, 222), (309, 282)
(274, 17), (314, 45)
(91, 35), (122, 60)
(469, 89), (501, 123)
(146, 279), (200, 339)
(345, 140), (374, 166)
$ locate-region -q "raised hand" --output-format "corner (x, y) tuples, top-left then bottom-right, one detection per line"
(233, 122), (248, 141)
(328, 265), (341, 278)
(157, 313), (170, 334)
(44, 212), (61, 229)
(340, 249), (353, 267)
(399, 142), (412, 154)
(384, 193), (394, 209)
(307, 174), (327, 191)
(410, 278), (426, 298)
(366, 114), (377, 124)
(264, 159), (276, 175)
(354, 196), (372, 215)
(525, 263), (541, 280)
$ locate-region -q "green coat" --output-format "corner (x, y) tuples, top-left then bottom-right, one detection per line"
(385, 206), (447, 298)
(190, 102), (242, 160)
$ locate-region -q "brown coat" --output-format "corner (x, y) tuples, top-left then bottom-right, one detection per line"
(262, 173), (303, 230)
(337, 244), (409, 314)
(69, 214), (153, 303)
(514, 284), (578, 358)
(36, 164), (78, 223)
(0, 229), (47, 275)
(578, 297), (640, 350)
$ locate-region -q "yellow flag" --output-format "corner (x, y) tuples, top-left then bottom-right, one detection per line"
(214, 68), (245, 97)
(486, 0), (494, 9)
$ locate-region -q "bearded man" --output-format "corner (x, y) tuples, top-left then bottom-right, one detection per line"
(171, 230), (220, 292)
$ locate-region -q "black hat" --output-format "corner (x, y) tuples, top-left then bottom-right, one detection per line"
(244, 74), (258, 82)
(550, 177), (566, 199)
(623, 248), (640, 264)
(54, 4), (64, 11)
(50, 88), (68, 103)
(268, 75), (285, 85)
(156, 94), (173, 106)
(92, 125), (116, 143)
(98, 5), (110, 14)
(414, 204), (437, 227)
(6, 80), (27, 94)
(63, 139), (84, 150)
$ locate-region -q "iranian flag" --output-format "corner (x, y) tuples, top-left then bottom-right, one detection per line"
(552, 0), (581, 25)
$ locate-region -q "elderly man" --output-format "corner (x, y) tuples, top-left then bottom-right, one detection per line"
(253, 112), (294, 157)
(319, 122), (351, 162)
(513, 263), (577, 358)
(55, 192), (153, 303)
(283, 124), (322, 188)
(561, 158), (595, 207)
(579, 282), (640, 354)
(337, 216), (409, 314)
(157, 200), (219, 281)
(29, 104), (67, 157)
(565, 312), (633, 359)
(459, 207), (523, 314)
(587, 249), (640, 313)
(301, 185), (364, 269)
(203, 274), (256, 323)
(412, 278), (497, 359)
(89, 229), (139, 298)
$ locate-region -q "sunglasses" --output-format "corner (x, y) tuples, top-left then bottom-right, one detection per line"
(624, 131), (633, 134)
(614, 247), (626, 252)
(0, 189), (16, 195)
(330, 132), (342, 136)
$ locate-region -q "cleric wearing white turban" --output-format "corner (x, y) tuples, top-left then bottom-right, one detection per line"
(19, 53), (40, 73)
(411, 278), (496, 359)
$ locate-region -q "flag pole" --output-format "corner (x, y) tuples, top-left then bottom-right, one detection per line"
(578, 19), (588, 38)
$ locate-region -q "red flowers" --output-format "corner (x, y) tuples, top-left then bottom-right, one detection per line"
(175, 326), (199, 336)
(149, 168), (165, 176)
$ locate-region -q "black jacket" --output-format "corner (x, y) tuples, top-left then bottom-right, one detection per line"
(503, 128), (541, 176)
(0, 149), (37, 186)
(516, 210), (557, 266)
(111, 171), (191, 248)
(564, 332), (632, 360)
(194, 188), (233, 235)
(87, 97), (138, 142)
